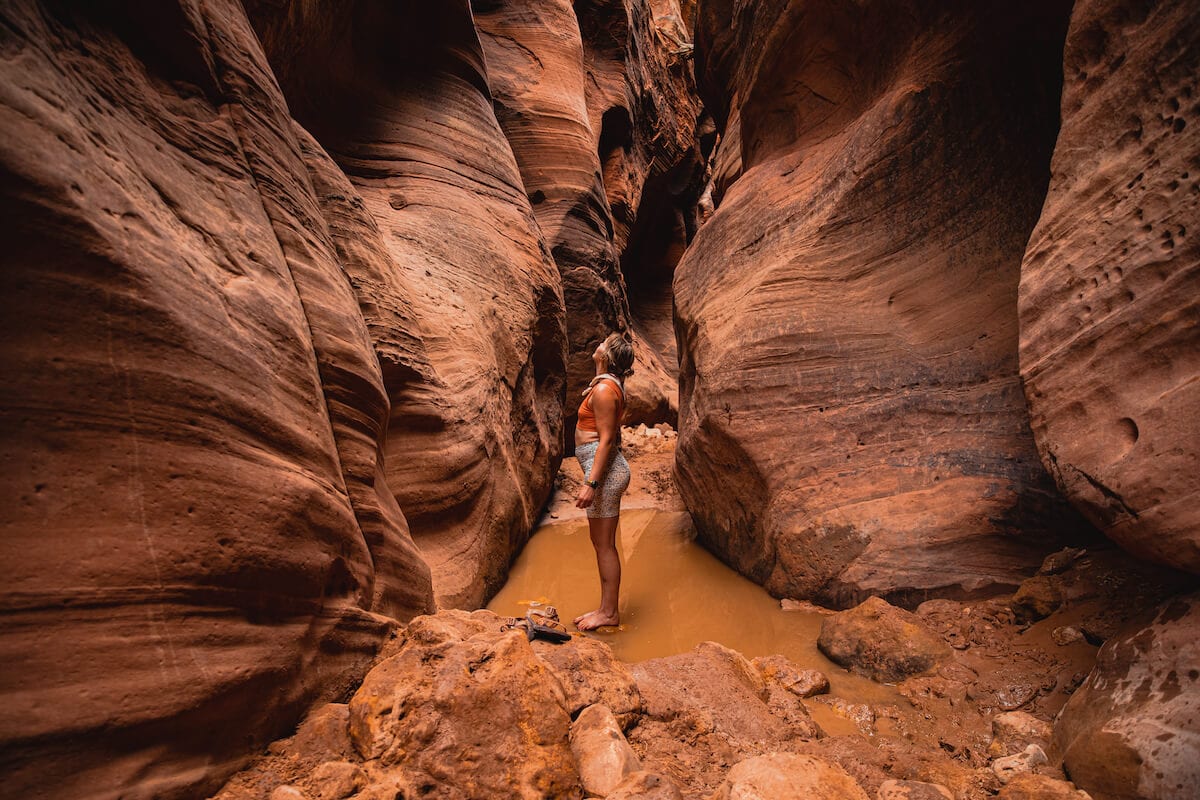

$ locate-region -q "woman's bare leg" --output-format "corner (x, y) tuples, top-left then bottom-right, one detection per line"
(574, 514), (621, 630)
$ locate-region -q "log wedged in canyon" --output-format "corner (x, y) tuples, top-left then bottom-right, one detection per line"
(474, 0), (708, 425)
(675, 0), (1092, 607)
(0, 1), (435, 797)
(245, 0), (569, 610)
(1019, 0), (1200, 575)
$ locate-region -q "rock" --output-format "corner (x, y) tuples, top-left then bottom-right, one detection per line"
(1054, 593), (1200, 800)
(348, 622), (581, 797)
(1012, 576), (1065, 622)
(707, 753), (871, 800)
(309, 761), (365, 800)
(1037, 548), (1086, 576)
(817, 597), (953, 682)
(607, 770), (685, 800)
(677, 0), (1088, 607)
(1018, 0), (1200, 576)
(0, 2), (434, 796)
(1051, 626), (1084, 646)
(781, 599), (835, 615)
(997, 774), (1093, 800)
(628, 642), (796, 791)
(876, 779), (955, 800)
(247, 0), (568, 610)
(533, 633), (643, 727)
(988, 712), (1053, 758)
(753, 654), (830, 697)
(270, 788), (308, 800)
(570, 704), (641, 797)
(992, 745), (1049, 784)
(289, 704), (355, 761)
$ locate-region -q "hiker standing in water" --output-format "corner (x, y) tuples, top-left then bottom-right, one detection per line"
(573, 333), (634, 631)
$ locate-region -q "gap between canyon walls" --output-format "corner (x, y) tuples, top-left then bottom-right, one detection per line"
(675, 0), (1100, 609)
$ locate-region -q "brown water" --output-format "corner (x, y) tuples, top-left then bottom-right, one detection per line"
(488, 509), (902, 736)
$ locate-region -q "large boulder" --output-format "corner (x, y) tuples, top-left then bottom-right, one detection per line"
(1017, 0), (1200, 574)
(245, 0), (568, 608)
(0, 1), (436, 797)
(1053, 593), (1200, 800)
(817, 597), (952, 683)
(348, 614), (582, 798)
(708, 753), (870, 800)
(675, 0), (1089, 608)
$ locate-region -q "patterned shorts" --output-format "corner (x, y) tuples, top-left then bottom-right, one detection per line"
(576, 442), (631, 519)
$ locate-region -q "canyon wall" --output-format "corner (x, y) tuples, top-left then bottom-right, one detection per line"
(244, 0), (568, 610)
(675, 0), (1091, 608)
(1019, 0), (1200, 576)
(474, 0), (708, 425)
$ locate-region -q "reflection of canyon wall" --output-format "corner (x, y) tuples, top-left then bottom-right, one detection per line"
(675, 0), (1090, 607)
(1019, 0), (1200, 576)
(245, 1), (567, 610)
(475, 0), (707, 425)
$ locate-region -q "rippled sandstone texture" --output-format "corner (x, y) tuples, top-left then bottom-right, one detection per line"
(675, 0), (1089, 606)
(474, 0), (708, 425)
(0, 0), (565, 796)
(1019, 0), (1200, 575)
(245, 0), (567, 609)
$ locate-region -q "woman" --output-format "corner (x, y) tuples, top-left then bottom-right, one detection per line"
(573, 333), (634, 631)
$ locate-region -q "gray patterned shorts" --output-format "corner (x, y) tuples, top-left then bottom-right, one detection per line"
(576, 442), (631, 519)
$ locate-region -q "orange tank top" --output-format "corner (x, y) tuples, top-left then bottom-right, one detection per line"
(576, 376), (625, 432)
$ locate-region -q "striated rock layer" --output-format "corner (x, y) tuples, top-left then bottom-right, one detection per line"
(1019, 0), (1200, 575)
(0, 1), (434, 797)
(475, 0), (708, 425)
(675, 0), (1090, 607)
(246, 0), (568, 609)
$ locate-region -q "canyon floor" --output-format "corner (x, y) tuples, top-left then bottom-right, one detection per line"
(212, 429), (1191, 800)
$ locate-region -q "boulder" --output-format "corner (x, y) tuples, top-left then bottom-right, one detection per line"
(997, 774), (1093, 800)
(534, 635), (643, 727)
(677, 0), (1089, 608)
(876, 780), (955, 800)
(1018, 0), (1200, 575)
(1011, 576), (1066, 622)
(348, 622), (581, 798)
(570, 704), (641, 797)
(817, 597), (952, 682)
(1054, 593), (1200, 800)
(753, 654), (830, 698)
(992, 745), (1049, 784)
(607, 770), (685, 800)
(707, 753), (870, 800)
(308, 762), (365, 800)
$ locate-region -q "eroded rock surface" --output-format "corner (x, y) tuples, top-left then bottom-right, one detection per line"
(817, 597), (952, 683)
(1054, 593), (1200, 800)
(1018, 0), (1200, 575)
(0, 2), (433, 796)
(246, 0), (567, 609)
(676, 0), (1089, 608)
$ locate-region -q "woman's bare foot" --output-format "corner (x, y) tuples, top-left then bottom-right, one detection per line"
(574, 610), (619, 631)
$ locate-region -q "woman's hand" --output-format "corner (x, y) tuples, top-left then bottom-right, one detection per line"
(575, 484), (595, 509)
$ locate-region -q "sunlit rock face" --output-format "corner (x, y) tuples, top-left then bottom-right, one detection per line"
(474, 0), (708, 425)
(0, 1), (436, 797)
(1019, 0), (1200, 576)
(675, 0), (1091, 608)
(246, 0), (568, 609)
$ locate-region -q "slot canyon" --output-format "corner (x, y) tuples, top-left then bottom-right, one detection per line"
(0, 1), (1197, 799)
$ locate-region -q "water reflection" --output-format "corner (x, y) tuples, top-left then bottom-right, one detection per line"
(488, 509), (900, 733)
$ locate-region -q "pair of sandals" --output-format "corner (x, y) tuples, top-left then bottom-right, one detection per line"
(500, 606), (573, 644)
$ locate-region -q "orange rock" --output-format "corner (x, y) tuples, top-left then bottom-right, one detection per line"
(677, 0), (1090, 607)
(1018, 0), (1200, 575)
(817, 597), (952, 683)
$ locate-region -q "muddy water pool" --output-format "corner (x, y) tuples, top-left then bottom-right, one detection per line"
(488, 509), (902, 735)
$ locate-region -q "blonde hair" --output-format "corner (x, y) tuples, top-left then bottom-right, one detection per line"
(603, 333), (634, 379)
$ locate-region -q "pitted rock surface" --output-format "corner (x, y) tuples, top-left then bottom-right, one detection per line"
(1018, 0), (1200, 575)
